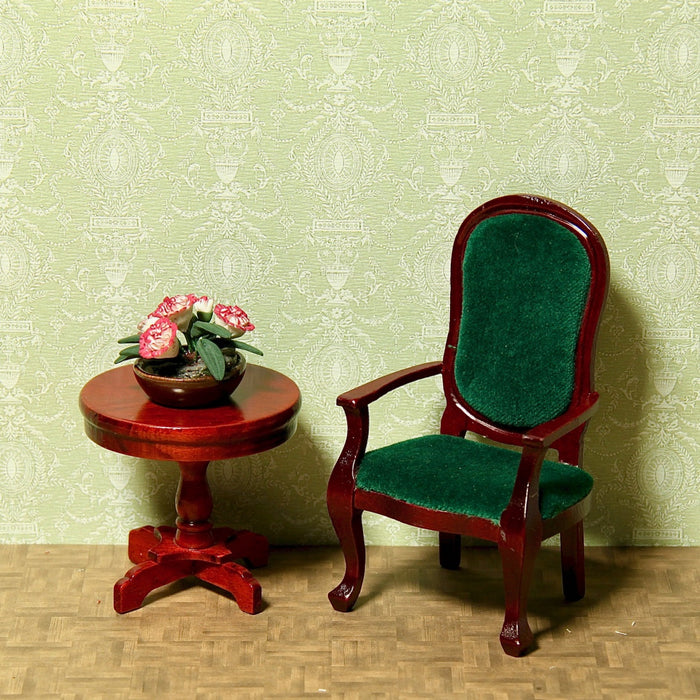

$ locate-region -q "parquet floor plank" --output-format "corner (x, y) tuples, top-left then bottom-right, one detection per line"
(0, 545), (697, 698)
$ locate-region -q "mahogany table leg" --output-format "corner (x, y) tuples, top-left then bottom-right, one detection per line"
(114, 559), (193, 614)
(196, 562), (262, 614)
(127, 526), (159, 564)
(224, 529), (270, 568)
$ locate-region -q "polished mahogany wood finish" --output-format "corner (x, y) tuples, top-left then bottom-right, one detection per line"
(327, 195), (609, 656)
(80, 364), (301, 463)
(79, 364), (301, 614)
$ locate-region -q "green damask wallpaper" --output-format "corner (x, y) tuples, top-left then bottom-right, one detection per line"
(0, 0), (697, 546)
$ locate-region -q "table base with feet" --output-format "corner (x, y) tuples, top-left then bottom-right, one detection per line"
(115, 525), (268, 614)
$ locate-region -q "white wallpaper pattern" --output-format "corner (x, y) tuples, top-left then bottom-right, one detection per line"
(0, 0), (697, 546)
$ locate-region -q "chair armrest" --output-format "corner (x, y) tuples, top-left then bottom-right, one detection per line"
(501, 394), (599, 534)
(337, 361), (442, 410)
(522, 393), (600, 448)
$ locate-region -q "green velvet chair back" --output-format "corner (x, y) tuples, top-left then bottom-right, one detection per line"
(443, 195), (609, 437)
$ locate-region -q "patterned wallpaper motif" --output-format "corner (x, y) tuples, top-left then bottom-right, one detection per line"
(0, 0), (697, 546)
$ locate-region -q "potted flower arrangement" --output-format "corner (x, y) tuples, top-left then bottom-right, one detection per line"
(115, 294), (262, 408)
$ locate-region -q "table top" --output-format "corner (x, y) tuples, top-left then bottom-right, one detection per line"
(79, 364), (301, 462)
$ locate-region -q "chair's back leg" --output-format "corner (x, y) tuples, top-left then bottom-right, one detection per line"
(439, 532), (462, 569)
(560, 521), (586, 601)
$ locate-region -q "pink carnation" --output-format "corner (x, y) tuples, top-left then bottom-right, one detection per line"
(139, 318), (180, 359)
(193, 295), (213, 316)
(213, 304), (255, 338)
(152, 294), (198, 331)
(136, 315), (160, 332)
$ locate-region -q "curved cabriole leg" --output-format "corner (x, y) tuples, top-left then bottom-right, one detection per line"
(560, 521), (586, 601)
(498, 533), (541, 657)
(439, 532), (461, 569)
(328, 403), (369, 612)
(195, 562), (262, 614)
(114, 560), (192, 614)
(328, 505), (365, 612)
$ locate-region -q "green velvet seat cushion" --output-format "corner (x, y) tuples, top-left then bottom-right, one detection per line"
(455, 213), (591, 429)
(356, 435), (593, 524)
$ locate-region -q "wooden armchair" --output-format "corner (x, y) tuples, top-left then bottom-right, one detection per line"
(326, 194), (609, 656)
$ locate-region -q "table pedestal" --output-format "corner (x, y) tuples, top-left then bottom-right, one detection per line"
(113, 461), (269, 614)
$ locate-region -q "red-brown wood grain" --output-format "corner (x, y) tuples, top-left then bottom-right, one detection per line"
(326, 194), (609, 657)
(80, 364), (301, 462)
(79, 363), (301, 615)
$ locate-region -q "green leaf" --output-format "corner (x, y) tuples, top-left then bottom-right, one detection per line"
(117, 334), (141, 344)
(233, 340), (264, 356)
(192, 321), (231, 339)
(114, 345), (141, 364)
(118, 344), (141, 357)
(197, 337), (226, 380)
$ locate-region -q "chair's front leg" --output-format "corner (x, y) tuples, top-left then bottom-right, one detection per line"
(498, 447), (545, 656)
(498, 525), (541, 656)
(327, 500), (365, 612)
(327, 405), (368, 613)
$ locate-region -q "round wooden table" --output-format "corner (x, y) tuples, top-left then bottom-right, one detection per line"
(79, 363), (301, 615)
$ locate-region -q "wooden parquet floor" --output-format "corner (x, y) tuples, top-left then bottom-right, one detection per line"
(0, 545), (697, 699)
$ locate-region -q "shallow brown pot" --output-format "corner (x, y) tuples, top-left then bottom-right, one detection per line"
(133, 352), (247, 408)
